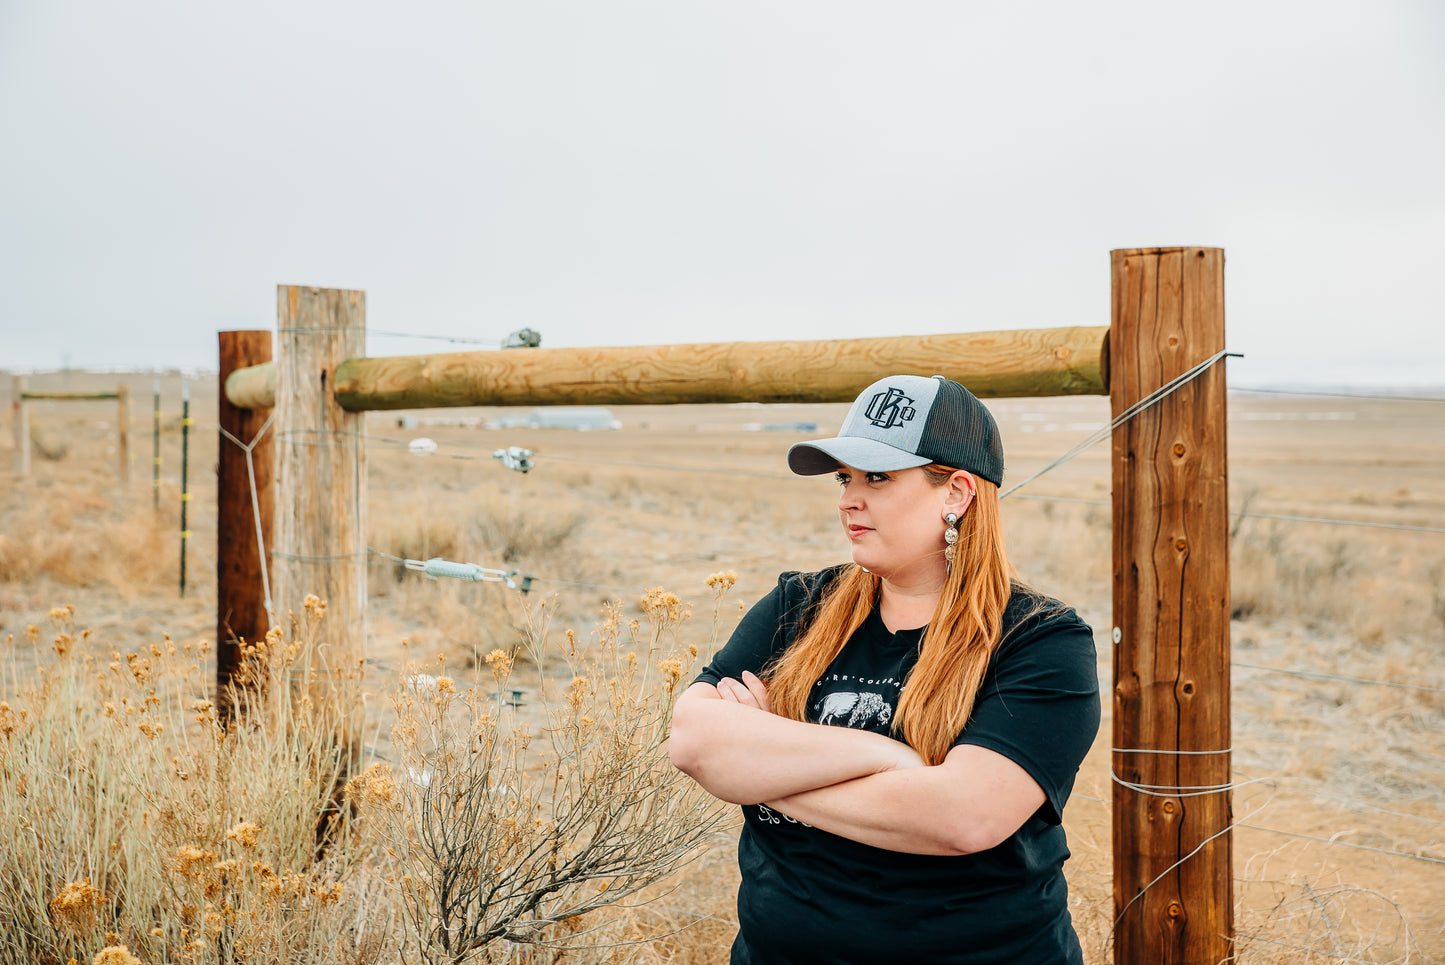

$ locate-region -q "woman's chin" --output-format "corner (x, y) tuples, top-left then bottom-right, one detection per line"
(849, 549), (883, 575)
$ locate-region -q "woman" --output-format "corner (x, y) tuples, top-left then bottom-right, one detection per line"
(668, 375), (1100, 965)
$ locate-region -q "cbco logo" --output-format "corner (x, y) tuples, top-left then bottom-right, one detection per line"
(863, 387), (916, 430)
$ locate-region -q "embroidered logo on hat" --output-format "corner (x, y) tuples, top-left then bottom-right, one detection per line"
(786, 374), (1005, 485)
(863, 387), (916, 430)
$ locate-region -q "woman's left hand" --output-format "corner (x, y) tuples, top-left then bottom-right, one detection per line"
(716, 670), (772, 714)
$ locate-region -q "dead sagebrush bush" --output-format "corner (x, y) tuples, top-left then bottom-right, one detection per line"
(1229, 519), (1445, 641)
(0, 482), (172, 590)
(353, 580), (734, 964)
(0, 603), (397, 965)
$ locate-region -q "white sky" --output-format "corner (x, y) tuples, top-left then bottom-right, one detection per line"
(2, 0), (1442, 386)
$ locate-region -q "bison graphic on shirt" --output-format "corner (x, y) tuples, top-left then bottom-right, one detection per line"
(814, 691), (892, 728)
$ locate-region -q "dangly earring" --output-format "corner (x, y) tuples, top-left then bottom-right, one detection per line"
(943, 513), (960, 573)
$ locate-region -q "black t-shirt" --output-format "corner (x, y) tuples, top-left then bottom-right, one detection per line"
(694, 565), (1101, 965)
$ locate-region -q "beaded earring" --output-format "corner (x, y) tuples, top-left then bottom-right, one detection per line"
(943, 512), (960, 573)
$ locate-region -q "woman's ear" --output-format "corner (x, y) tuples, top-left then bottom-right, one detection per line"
(943, 470), (977, 516)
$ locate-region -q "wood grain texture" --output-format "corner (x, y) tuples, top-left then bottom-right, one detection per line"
(225, 326), (1109, 410)
(1110, 247), (1232, 965)
(217, 331), (274, 724)
(271, 287), (366, 756)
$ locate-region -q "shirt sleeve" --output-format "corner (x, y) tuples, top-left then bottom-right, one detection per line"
(953, 604), (1102, 824)
(693, 579), (788, 687)
(693, 567), (843, 687)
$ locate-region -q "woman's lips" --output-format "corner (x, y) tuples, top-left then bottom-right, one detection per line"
(846, 524), (872, 540)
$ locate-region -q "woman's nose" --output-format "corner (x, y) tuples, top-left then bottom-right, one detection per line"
(838, 483), (861, 511)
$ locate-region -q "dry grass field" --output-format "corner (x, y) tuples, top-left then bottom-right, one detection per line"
(2, 369), (1442, 964)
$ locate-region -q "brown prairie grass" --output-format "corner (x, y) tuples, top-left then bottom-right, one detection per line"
(4, 384), (1444, 963)
(0, 580), (734, 965)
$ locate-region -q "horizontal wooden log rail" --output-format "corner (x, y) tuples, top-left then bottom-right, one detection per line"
(21, 391), (121, 401)
(224, 326), (1110, 411)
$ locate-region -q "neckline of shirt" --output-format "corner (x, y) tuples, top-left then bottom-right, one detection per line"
(866, 607), (927, 645)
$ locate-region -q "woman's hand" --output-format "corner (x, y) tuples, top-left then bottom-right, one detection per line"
(716, 671), (772, 713)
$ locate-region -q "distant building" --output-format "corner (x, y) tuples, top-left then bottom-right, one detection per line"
(485, 407), (622, 431)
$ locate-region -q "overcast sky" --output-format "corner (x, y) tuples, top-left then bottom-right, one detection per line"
(2, 0), (1441, 386)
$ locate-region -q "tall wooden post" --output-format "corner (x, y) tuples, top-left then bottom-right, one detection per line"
(152, 379), (162, 510)
(11, 375), (28, 476)
(116, 384), (130, 485)
(272, 286), (366, 759)
(217, 331), (275, 723)
(1110, 247), (1232, 964)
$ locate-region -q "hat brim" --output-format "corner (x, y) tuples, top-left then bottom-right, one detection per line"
(787, 438), (934, 476)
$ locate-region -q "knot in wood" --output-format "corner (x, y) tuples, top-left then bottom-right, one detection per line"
(1162, 800), (1176, 814)
(1172, 443), (1186, 457)
(1167, 902), (1184, 918)
(1174, 538), (1188, 551)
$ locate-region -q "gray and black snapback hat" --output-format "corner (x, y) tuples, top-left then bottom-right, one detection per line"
(787, 375), (1004, 486)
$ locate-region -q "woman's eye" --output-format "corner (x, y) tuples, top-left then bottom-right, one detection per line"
(834, 472), (850, 485)
(866, 472), (889, 483)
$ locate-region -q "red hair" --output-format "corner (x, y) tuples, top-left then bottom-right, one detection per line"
(763, 469), (1013, 766)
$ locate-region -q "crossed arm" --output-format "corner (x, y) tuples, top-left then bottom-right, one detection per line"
(667, 674), (1046, 856)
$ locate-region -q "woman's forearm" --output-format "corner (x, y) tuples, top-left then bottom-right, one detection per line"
(668, 684), (918, 805)
(767, 744), (1046, 855)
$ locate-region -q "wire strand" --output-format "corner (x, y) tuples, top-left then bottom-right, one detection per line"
(1236, 824), (1445, 866)
(1234, 662), (1445, 695)
(1002, 350), (1240, 498)
(1231, 386), (1445, 403)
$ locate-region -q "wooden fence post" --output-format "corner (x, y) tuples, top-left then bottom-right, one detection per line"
(152, 379), (162, 510)
(217, 331), (275, 723)
(12, 375), (29, 476)
(117, 384), (130, 485)
(272, 286), (367, 759)
(1110, 247), (1232, 964)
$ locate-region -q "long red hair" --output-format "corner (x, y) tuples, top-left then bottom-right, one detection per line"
(763, 468), (1014, 766)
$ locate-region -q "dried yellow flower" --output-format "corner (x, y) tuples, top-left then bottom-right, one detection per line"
(0, 702), (18, 740)
(92, 947), (141, 965)
(346, 762), (402, 812)
(657, 657), (685, 691)
(706, 570), (738, 590)
(640, 587), (689, 627)
(225, 822), (260, 849)
(49, 879), (105, 935)
(482, 647), (511, 678)
(175, 845), (218, 877)
(435, 676), (455, 694)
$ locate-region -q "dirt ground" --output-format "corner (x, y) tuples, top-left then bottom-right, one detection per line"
(3, 369), (1442, 963)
